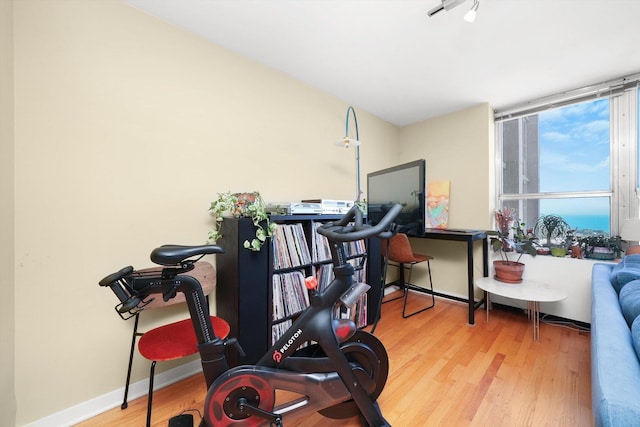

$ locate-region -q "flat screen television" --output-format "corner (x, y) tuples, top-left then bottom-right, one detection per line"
(367, 159), (426, 236)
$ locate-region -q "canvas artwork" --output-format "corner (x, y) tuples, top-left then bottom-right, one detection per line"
(427, 181), (450, 229)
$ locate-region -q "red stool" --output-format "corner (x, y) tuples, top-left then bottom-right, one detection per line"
(120, 262), (219, 412)
(138, 315), (230, 427)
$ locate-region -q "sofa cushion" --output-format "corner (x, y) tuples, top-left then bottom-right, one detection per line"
(633, 315), (640, 362)
(626, 254), (640, 264)
(620, 280), (640, 327)
(613, 255), (640, 293)
(610, 261), (624, 293)
(591, 263), (640, 427)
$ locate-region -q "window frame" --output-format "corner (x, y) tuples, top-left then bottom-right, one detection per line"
(494, 76), (640, 237)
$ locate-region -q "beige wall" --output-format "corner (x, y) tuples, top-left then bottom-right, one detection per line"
(1, 0), (17, 425)
(400, 103), (494, 229)
(398, 104), (494, 298)
(11, 1), (401, 424)
(9, 1), (495, 425)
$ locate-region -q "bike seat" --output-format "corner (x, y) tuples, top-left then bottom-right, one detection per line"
(150, 244), (224, 266)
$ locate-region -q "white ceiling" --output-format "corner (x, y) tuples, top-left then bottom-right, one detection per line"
(123, 0), (640, 127)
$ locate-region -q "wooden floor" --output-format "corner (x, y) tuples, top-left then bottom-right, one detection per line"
(76, 292), (592, 426)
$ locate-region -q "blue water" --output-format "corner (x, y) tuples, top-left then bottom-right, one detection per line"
(561, 214), (610, 235)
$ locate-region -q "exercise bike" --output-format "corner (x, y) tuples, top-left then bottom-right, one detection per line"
(99, 203), (401, 426)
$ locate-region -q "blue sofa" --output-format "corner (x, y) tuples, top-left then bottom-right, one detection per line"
(591, 259), (640, 427)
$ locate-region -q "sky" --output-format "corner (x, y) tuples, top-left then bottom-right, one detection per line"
(538, 98), (611, 221)
(539, 98), (610, 193)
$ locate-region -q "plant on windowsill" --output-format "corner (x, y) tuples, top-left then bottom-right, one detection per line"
(577, 234), (623, 260)
(548, 227), (579, 258)
(534, 214), (570, 256)
(208, 191), (277, 251)
(488, 208), (538, 283)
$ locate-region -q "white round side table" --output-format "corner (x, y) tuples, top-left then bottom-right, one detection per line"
(475, 277), (568, 341)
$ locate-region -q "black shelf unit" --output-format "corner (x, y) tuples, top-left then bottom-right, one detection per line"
(215, 214), (382, 366)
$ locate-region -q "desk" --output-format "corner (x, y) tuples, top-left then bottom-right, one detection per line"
(414, 228), (488, 324)
(475, 277), (568, 341)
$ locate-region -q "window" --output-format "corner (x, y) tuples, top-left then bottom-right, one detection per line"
(637, 86), (640, 192)
(495, 75), (640, 238)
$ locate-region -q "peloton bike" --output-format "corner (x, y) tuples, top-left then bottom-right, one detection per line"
(99, 203), (401, 426)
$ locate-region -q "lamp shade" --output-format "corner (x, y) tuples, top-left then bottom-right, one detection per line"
(621, 219), (640, 242)
(463, 9), (476, 22)
(336, 137), (360, 148)
(464, 0), (479, 22)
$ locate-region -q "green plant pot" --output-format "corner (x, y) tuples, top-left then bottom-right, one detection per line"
(584, 246), (616, 260)
(586, 252), (615, 260)
(550, 247), (567, 257)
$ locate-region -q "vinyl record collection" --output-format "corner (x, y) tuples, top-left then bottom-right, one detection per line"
(271, 221), (369, 343)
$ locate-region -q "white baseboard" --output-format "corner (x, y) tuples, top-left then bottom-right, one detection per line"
(27, 360), (202, 427)
(383, 285), (398, 295)
(385, 284), (469, 303)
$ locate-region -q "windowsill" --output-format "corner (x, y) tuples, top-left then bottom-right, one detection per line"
(490, 252), (619, 264)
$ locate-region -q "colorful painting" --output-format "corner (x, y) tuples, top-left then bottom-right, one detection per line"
(427, 181), (450, 229)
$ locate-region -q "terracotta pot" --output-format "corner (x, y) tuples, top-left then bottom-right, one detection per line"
(231, 192), (257, 218)
(570, 245), (582, 258)
(493, 260), (525, 284)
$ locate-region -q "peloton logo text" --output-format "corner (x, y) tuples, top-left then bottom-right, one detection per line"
(273, 328), (303, 363)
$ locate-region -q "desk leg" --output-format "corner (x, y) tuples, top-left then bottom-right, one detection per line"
(468, 237), (489, 325)
(467, 240), (475, 325)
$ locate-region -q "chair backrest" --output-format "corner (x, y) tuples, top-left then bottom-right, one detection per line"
(385, 233), (417, 264)
(134, 261), (216, 310)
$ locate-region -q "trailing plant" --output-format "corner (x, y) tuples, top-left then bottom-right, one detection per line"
(577, 234), (623, 258)
(208, 191), (277, 251)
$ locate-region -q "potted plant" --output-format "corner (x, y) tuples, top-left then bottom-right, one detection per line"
(208, 191), (277, 251)
(489, 208), (538, 283)
(549, 229), (575, 257)
(577, 234), (623, 260)
(534, 214), (571, 250)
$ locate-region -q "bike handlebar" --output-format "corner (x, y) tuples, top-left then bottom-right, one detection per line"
(317, 203), (402, 242)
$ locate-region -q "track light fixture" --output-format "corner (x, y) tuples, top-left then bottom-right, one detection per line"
(427, 0), (467, 17)
(464, 0), (480, 23)
(427, 0), (480, 22)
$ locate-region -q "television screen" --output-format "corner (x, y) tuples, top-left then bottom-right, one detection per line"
(367, 159), (426, 236)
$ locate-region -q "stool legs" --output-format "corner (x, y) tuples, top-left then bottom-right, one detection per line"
(379, 260), (436, 319)
(146, 360), (157, 427)
(400, 259), (435, 318)
(122, 313), (140, 410)
(122, 297), (212, 416)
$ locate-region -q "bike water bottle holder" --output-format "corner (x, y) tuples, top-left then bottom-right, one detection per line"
(114, 294), (151, 320)
(100, 266), (166, 321)
(110, 264), (197, 320)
